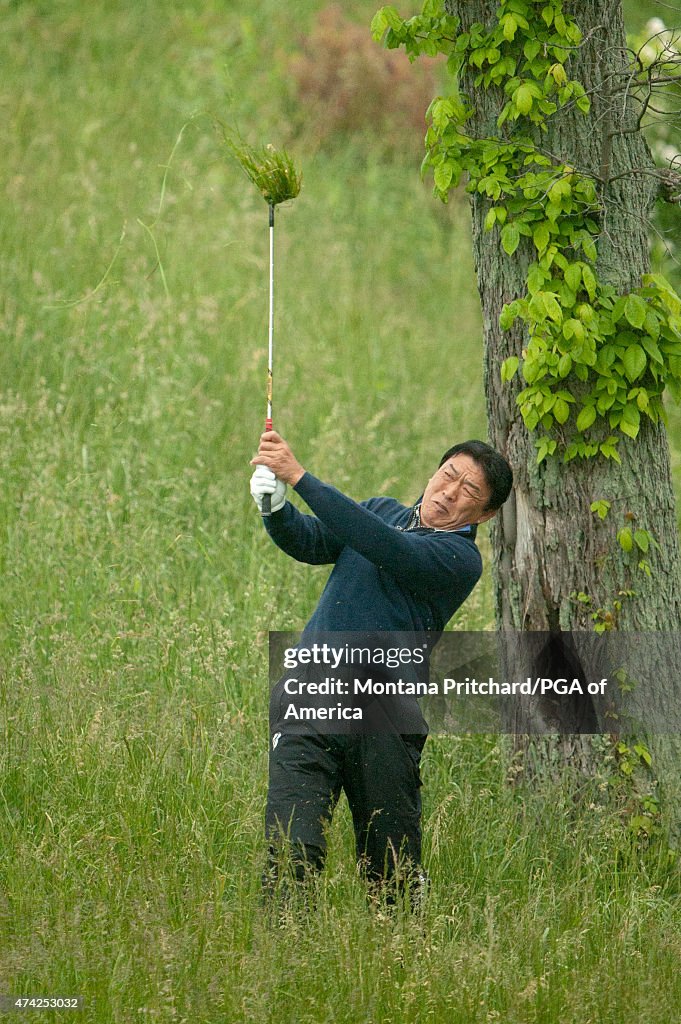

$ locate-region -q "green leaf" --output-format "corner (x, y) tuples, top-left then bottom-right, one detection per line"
(602, 444), (622, 468)
(647, 274), (681, 314)
(566, 22), (582, 45)
(622, 344), (647, 382)
(527, 264), (548, 295)
(503, 14), (518, 41)
(576, 405), (597, 432)
(524, 408), (540, 430)
(668, 377), (681, 404)
(620, 402), (641, 439)
(590, 500), (611, 521)
(644, 310), (660, 340)
(370, 9), (389, 39)
(434, 162), (453, 191)
(558, 353), (572, 378)
(633, 742), (653, 766)
(634, 529), (650, 553)
(523, 38), (542, 61)
(582, 234), (597, 261)
(542, 293), (563, 323)
(611, 296), (627, 322)
(499, 301), (520, 330)
(564, 264), (581, 292)
(545, 201), (562, 223)
(636, 390), (649, 412)
(382, 6), (404, 31)
(501, 356), (519, 382)
(644, 272), (676, 293)
(563, 319), (584, 343)
(550, 62), (568, 87)
(576, 303), (596, 325)
(582, 265), (597, 301)
(554, 397), (570, 424)
(515, 84), (534, 115)
(549, 177), (571, 201)
(501, 222), (520, 256)
(617, 527), (633, 553)
(536, 437), (557, 464)
(523, 359), (542, 384)
(641, 334), (663, 364)
(625, 293), (647, 329)
(533, 222), (550, 253)
(595, 346), (616, 374)
(484, 208), (497, 231)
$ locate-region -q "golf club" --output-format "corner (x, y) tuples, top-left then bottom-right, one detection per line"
(223, 132), (302, 515)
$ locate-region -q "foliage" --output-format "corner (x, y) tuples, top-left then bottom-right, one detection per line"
(373, 0), (681, 466)
(220, 131), (302, 206)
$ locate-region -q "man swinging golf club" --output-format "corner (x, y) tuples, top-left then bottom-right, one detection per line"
(250, 429), (512, 902)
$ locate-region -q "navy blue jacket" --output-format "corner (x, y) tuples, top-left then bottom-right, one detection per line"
(264, 472), (482, 634)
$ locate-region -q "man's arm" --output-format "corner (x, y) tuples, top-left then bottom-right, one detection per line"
(263, 500), (344, 565)
(250, 432), (343, 565)
(251, 431), (481, 594)
(294, 472), (481, 594)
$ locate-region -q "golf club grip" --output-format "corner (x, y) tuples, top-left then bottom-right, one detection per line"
(262, 416), (274, 515)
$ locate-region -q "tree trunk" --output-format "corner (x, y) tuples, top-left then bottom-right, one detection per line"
(445, 0), (681, 829)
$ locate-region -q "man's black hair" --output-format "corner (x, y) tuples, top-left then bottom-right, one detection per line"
(438, 440), (513, 512)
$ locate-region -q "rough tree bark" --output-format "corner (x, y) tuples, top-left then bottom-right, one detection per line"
(445, 0), (681, 825)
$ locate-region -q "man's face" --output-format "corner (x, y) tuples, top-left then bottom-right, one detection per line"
(420, 454), (496, 531)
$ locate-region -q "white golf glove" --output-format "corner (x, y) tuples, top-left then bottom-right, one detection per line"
(250, 465), (286, 514)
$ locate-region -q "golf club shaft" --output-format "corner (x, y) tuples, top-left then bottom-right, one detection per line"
(262, 203), (275, 515)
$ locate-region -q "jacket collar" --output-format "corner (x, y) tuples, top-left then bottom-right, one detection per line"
(404, 501), (478, 539)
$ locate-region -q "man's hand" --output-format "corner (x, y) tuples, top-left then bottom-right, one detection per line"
(250, 430), (306, 486)
(250, 465), (287, 514)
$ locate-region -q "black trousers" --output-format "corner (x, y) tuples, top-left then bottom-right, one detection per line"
(265, 729), (426, 886)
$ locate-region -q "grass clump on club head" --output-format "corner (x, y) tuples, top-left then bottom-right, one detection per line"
(224, 132), (302, 207)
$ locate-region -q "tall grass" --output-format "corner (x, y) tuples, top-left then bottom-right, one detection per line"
(1, 1), (681, 1021)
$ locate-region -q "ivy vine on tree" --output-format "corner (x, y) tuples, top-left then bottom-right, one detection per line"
(372, 0), (681, 466)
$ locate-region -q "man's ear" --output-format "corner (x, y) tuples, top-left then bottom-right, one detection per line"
(474, 508), (498, 526)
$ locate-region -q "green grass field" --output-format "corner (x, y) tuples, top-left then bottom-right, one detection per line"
(2, 2), (681, 1021)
